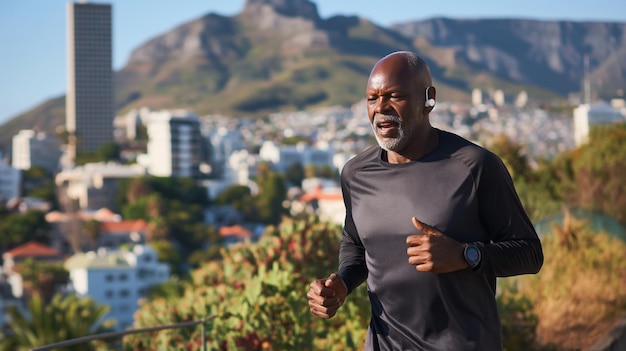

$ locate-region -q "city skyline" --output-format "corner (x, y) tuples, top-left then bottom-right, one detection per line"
(1, 0), (626, 125)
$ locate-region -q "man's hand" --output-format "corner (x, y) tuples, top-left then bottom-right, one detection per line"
(307, 273), (348, 319)
(407, 216), (468, 273)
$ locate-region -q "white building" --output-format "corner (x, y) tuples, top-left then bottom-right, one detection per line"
(146, 110), (203, 178)
(471, 88), (483, 106)
(55, 162), (146, 210)
(493, 89), (505, 107)
(12, 130), (62, 172)
(259, 141), (335, 173)
(515, 91), (528, 108)
(64, 245), (170, 330)
(207, 127), (247, 177)
(573, 101), (626, 146)
(226, 149), (261, 192)
(0, 161), (20, 204)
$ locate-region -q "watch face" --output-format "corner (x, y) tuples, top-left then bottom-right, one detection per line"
(466, 247), (480, 263)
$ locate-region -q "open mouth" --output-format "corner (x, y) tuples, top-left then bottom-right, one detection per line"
(376, 119), (400, 137)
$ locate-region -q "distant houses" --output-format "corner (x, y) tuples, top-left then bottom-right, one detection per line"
(0, 239), (170, 332)
(64, 245), (169, 331)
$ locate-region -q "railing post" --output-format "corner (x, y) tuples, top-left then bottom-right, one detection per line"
(202, 319), (207, 351)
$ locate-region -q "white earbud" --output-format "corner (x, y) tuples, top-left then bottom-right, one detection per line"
(425, 87), (435, 107)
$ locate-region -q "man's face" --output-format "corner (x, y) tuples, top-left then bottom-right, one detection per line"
(366, 56), (422, 153)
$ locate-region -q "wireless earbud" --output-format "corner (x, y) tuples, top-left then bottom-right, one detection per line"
(425, 87), (435, 107)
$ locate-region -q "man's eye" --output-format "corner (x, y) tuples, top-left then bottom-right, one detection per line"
(367, 96), (377, 102)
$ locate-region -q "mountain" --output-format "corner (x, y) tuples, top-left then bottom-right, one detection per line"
(2, 0), (625, 148)
(390, 18), (626, 97)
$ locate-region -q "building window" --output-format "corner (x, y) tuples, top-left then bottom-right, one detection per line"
(119, 289), (130, 298)
(105, 274), (113, 282)
(119, 273), (128, 281)
(105, 290), (113, 299)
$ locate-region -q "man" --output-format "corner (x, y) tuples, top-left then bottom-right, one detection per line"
(307, 51), (544, 350)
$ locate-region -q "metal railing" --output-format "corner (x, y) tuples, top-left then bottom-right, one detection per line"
(29, 315), (216, 351)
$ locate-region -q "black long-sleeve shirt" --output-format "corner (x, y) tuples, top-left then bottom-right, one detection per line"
(338, 129), (543, 351)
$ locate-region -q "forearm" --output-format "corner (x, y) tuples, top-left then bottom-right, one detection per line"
(479, 238), (544, 277)
(338, 230), (368, 294)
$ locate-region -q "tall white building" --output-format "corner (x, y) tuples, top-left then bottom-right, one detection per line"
(471, 88), (483, 106)
(515, 91), (528, 108)
(0, 161), (20, 204)
(259, 141), (335, 173)
(66, 2), (114, 154)
(64, 245), (170, 330)
(146, 110), (203, 178)
(493, 89), (505, 107)
(12, 130), (62, 172)
(573, 101), (626, 146)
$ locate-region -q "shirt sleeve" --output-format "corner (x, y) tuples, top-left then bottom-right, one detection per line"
(476, 151), (544, 277)
(337, 167), (368, 294)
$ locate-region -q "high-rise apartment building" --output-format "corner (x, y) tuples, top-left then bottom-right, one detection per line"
(146, 110), (203, 178)
(66, 2), (113, 154)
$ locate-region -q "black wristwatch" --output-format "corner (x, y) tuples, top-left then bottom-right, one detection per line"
(463, 243), (482, 270)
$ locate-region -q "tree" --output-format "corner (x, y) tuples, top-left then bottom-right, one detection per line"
(0, 294), (115, 351)
(487, 134), (530, 182)
(21, 166), (57, 207)
(572, 123), (626, 223)
(215, 185), (256, 219)
(149, 240), (182, 276)
(95, 142), (120, 162)
(255, 170), (287, 225)
(0, 211), (49, 251)
(123, 176), (153, 204)
(17, 258), (69, 303)
(286, 162), (305, 187)
(82, 219), (101, 250)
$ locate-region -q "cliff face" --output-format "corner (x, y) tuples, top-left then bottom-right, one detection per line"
(112, 0), (410, 118)
(3, 0), (625, 146)
(391, 18), (626, 95)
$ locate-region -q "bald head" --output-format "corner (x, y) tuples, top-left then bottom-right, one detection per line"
(369, 51), (433, 91)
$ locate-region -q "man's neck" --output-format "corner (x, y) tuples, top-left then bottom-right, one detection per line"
(386, 128), (439, 164)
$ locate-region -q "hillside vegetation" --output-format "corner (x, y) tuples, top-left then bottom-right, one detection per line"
(122, 214), (625, 350)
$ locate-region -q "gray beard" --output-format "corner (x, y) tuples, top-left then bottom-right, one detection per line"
(372, 114), (416, 152)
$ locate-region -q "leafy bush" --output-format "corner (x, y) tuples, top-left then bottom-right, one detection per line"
(125, 216), (370, 350)
(126, 212), (626, 350)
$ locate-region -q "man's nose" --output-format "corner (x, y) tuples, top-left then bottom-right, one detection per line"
(374, 96), (390, 114)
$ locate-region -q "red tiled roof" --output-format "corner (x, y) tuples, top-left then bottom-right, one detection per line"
(100, 219), (148, 234)
(45, 208), (121, 223)
(45, 211), (69, 222)
(219, 225), (253, 238)
(300, 186), (343, 202)
(4, 241), (63, 259)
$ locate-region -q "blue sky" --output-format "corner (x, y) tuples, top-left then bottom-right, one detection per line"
(1, 0), (625, 125)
